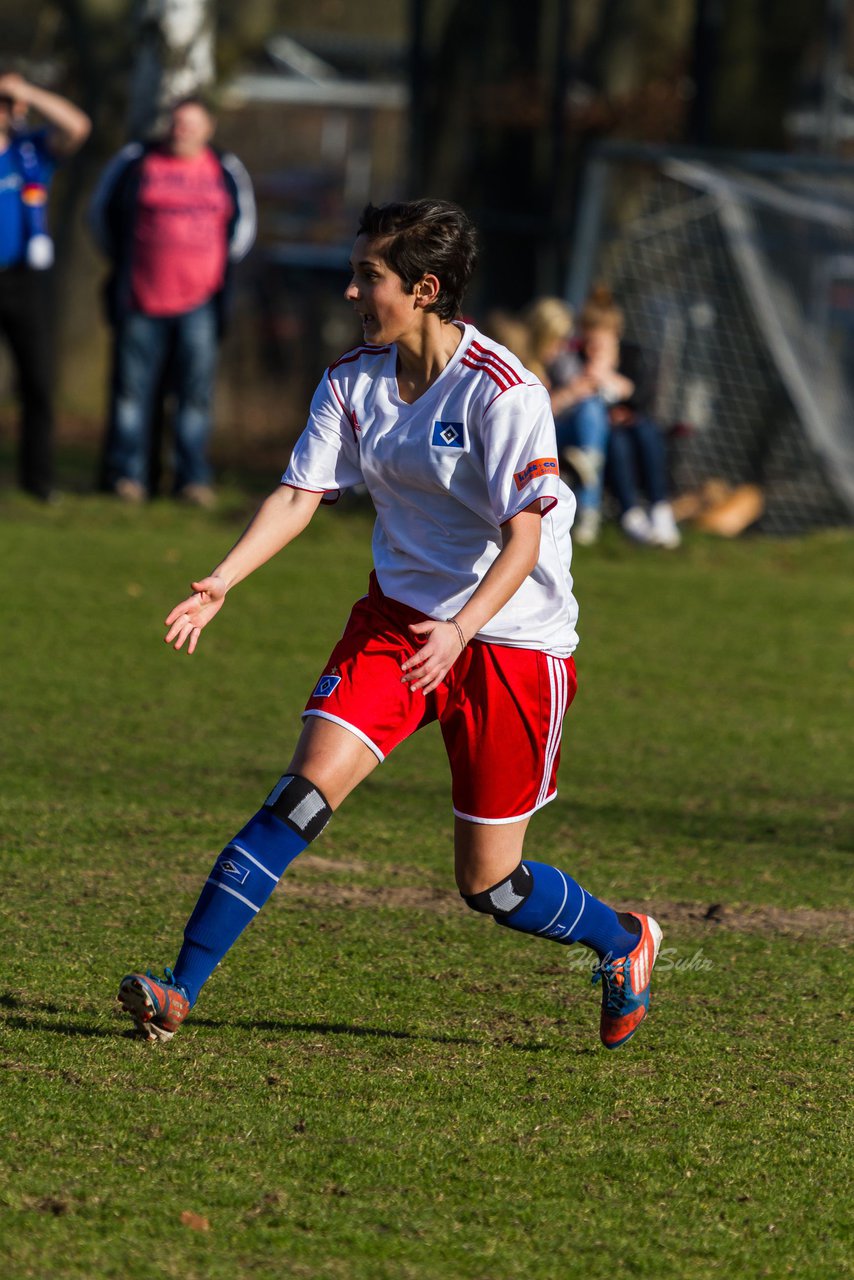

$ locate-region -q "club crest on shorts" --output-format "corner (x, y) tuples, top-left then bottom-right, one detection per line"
(312, 673), (341, 698)
(431, 420), (464, 448)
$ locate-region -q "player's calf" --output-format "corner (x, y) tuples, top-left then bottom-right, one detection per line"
(172, 773), (332, 1002)
(463, 861), (661, 1047)
(117, 774), (332, 1038)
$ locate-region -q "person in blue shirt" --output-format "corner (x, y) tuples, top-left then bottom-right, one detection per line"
(0, 71), (90, 500)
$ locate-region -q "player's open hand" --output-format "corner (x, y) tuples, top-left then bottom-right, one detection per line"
(401, 619), (466, 695)
(164, 575), (227, 654)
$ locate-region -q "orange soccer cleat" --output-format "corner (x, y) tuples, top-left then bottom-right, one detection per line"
(117, 969), (190, 1043)
(592, 913), (663, 1049)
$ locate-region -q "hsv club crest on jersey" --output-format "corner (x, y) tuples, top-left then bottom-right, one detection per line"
(431, 420), (465, 448)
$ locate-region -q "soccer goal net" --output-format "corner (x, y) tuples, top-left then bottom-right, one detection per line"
(566, 142), (854, 534)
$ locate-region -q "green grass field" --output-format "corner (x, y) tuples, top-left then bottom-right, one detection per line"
(1, 488), (851, 1280)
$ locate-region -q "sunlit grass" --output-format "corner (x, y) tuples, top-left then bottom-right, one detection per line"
(1, 491), (850, 1279)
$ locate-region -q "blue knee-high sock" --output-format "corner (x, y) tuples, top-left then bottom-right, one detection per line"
(494, 860), (639, 959)
(172, 775), (331, 1006)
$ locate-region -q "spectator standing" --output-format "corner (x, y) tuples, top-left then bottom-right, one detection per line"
(0, 71), (90, 500)
(89, 96), (256, 505)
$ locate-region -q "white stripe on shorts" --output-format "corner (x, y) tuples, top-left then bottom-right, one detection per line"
(301, 709), (385, 761)
(537, 655), (568, 808)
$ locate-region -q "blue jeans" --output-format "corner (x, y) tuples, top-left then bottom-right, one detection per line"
(107, 301), (218, 491)
(555, 396), (610, 511)
(606, 417), (668, 515)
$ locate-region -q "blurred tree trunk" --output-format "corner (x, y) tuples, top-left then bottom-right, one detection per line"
(126, 0), (216, 140)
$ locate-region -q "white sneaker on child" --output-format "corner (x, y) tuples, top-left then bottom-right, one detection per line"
(573, 507), (601, 546)
(649, 501), (681, 549)
(620, 506), (655, 545)
(562, 446), (604, 492)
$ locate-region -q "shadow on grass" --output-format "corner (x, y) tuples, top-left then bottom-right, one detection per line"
(0, 995), (573, 1053)
(197, 1016), (481, 1045)
(0, 1017), (115, 1038)
(190, 1016), (565, 1052)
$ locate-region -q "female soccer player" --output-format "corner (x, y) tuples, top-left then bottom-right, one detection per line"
(118, 199), (661, 1050)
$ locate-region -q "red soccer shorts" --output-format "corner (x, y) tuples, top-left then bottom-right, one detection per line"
(303, 573), (577, 824)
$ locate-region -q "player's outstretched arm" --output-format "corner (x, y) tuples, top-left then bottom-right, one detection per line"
(164, 484), (324, 654)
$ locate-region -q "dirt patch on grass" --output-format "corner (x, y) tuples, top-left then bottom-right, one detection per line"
(300, 854), (371, 875)
(287, 879), (458, 913)
(178, 858), (853, 941)
(21, 1195), (73, 1216)
(615, 899), (854, 943)
(291, 882), (853, 941)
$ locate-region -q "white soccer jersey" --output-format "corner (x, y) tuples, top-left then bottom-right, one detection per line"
(283, 323), (579, 655)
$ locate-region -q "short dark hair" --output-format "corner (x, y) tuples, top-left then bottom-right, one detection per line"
(356, 199), (478, 321)
(170, 93), (216, 119)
